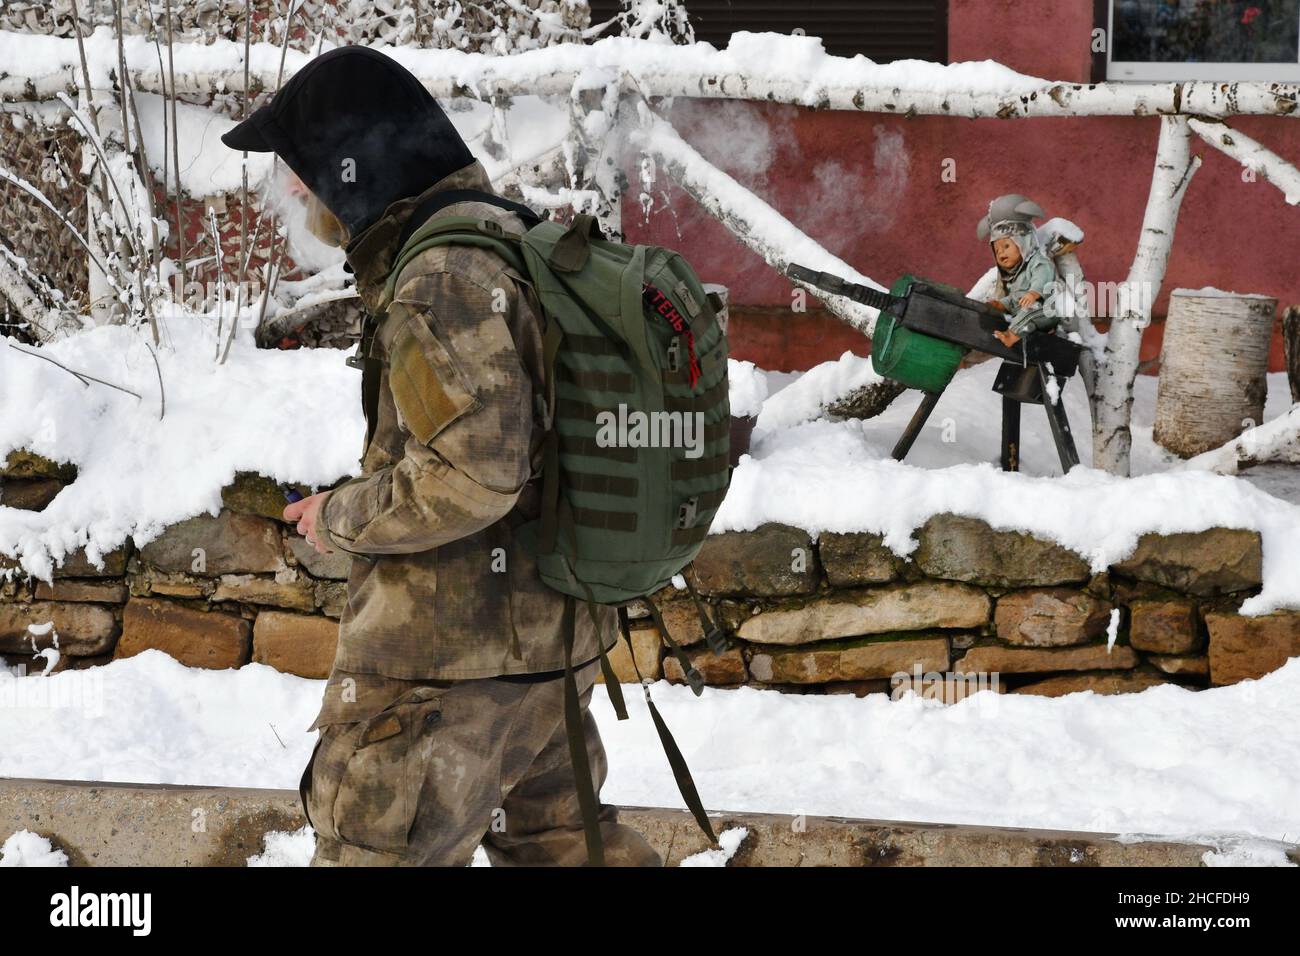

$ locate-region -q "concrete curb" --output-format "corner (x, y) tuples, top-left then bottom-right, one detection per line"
(2, 777), (1293, 866)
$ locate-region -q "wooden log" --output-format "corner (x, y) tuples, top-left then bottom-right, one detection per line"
(1154, 289), (1277, 458)
(1283, 305), (1300, 404)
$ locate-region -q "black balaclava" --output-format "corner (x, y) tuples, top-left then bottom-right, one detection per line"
(221, 46), (475, 239)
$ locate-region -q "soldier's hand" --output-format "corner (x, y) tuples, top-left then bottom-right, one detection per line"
(284, 492), (335, 554)
(986, 299), (1007, 313)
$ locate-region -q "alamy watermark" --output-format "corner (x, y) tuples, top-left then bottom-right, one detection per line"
(890, 663), (1002, 713)
(1041, 275), (1159, 320)
(0, 664), (105, 718)
(595, 404), (707, 459)
(49, 886), (151, 936)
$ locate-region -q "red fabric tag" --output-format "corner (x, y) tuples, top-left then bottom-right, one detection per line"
(642, 282), (700, 388)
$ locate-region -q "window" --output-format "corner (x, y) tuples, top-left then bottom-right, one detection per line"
(1105, 0), (1300, 81)
(588, 1), (948, 63)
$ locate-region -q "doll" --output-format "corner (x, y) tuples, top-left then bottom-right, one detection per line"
(976, 194), (1061, 348)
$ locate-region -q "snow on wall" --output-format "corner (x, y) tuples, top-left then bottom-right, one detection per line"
(0, 317), (360, 580)
(721, 354), (1300, 616)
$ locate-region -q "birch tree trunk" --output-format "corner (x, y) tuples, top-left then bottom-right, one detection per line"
(1093, 116), (1201, 475)
(1154, 289), (1276, 457)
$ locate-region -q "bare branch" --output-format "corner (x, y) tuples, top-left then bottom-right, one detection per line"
(219, 0), (255, 367)
(166, 0), (188, 289)
(6, 342), (142, 399)
(145, 340), (165, 420)
(208, 204), (227, 359)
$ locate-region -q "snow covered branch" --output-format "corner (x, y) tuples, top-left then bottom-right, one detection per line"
(3, 29), (1299, 121)
(0, 244), (66, 341)
(1187, 117), (1300, 206)
(0, 162), (116, 295)
(629, 101), (880, 337)
(1179, 405), (1300, 474)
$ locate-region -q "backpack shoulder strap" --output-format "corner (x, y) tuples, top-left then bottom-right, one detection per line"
(380, 189), (543, 311)
(381, 215), (531, 312)
(397, 187), (543, 252)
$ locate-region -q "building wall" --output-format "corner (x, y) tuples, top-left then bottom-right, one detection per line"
(622, 2), (1300, 372)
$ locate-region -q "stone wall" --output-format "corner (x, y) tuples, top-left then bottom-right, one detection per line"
(1, 463), (346, 680)
(3, 454), (1298, 698)
(661, 517), (1296, 698)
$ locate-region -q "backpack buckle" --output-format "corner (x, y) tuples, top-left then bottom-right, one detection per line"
(676, 496), (698, 529)
(666, 336), (681, 372)
(534, 392), (552, 430)
(684, 665), (705, 696)
(345, 355), (366, 370)
(676, 282), (701, 318)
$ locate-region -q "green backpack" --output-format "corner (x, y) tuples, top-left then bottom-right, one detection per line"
(378, 190), (732, 864)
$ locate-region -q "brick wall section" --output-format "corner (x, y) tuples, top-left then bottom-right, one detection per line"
(3, 452), (1297, 697)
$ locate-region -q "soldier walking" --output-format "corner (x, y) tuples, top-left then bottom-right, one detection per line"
(222, 46), (661, 867)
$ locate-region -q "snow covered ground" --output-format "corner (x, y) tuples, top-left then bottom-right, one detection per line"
(748, 354), (1297, 482)
(1, 650), (1296, 865)
(3, 313), (1298, 866)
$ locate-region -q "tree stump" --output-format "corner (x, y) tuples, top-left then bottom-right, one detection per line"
(1153, 289), (1277, 458)
(1283, 305), (1300, 403)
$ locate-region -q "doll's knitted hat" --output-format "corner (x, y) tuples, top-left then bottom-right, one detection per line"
(976, 194), (1045, 239)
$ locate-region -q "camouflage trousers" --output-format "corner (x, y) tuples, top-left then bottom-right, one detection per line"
(300, 656), (662, 866)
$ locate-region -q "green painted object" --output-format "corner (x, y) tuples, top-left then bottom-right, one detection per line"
(870, 274), (967, 393)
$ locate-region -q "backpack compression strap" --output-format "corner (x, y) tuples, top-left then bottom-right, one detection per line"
(619, 602), (719, 846)
(555, 517), (719, 865)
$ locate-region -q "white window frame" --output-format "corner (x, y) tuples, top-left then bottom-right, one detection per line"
(1106, 0), (1300, 81)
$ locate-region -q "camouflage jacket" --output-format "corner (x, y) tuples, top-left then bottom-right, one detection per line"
(316, 159), (617, 679)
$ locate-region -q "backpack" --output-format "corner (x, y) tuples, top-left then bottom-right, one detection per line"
(377, 188), (732, 865)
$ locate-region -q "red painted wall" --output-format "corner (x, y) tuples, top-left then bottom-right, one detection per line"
(623, 3), (1300, 373)
(948, 0), (1097, 84)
